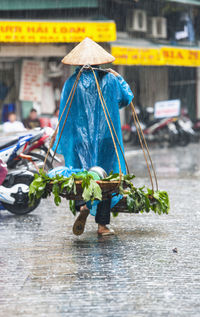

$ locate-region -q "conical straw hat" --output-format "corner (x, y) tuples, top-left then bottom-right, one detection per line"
(62, 37), (115, 66)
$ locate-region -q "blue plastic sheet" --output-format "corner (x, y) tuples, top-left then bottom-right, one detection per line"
(54, 67), (133, 175)
(86, 194), (123, 216)
(48, 166), (84, 178)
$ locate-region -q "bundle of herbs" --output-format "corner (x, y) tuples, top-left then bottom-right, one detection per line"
(29, 169), (169, 216)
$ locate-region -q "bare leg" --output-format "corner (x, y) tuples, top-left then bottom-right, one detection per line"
(97, 224), (115, 236)
(95, 199), (114, 235)
(80, 205), (90, 213)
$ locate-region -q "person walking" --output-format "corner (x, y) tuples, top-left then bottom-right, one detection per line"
(55, 38), (134, 235)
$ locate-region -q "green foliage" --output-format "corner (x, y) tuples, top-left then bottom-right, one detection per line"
(125, 187), (169, 215)
(112, 211), (119, 217)
(126, 187), (147, 213)
(152, 190), (170, 215)
(69, 200), (76, 216)
(29, 169), (170, 216)
(82, 179), (102, 202)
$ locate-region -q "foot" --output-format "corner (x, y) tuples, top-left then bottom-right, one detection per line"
(73, 206), (89, 236)
(97, 225), (115, 236)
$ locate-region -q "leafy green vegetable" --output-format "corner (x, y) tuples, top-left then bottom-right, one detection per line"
(112, 211), (119, 217)
(29, 169), (170, 216)
(69, 200), (76, 216)
(126, 187), (147, 213)
(82, 179), (102, 202)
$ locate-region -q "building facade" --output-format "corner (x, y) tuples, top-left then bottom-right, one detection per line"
(0, 0), (200, 122)
(108, 0), (200, 121)
(0, 0), (116, 121)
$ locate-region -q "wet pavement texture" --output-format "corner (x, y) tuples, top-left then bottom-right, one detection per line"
(126, 142), (200, 179)
(1, 143), (200, 317)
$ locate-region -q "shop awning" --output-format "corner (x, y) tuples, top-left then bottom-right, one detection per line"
(167, 0), (200, 6)
(0, 20), (116, 43)
(111, 39), (200, 67)
(0, 0), (98, 10)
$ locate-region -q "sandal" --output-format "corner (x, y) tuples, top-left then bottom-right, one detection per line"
(73, 211), (89, 236)
(98, 228), (115, 236)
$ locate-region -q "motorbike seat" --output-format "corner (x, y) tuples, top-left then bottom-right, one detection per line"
(29, 132), (44, 144)
(0, 138), (19, 151)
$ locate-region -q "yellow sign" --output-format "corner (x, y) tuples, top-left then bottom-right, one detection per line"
(112, 46), (163, 66)
(112, 46), (200, 67)
(0, 20), (116, 43)
(161, 47), (200, 67)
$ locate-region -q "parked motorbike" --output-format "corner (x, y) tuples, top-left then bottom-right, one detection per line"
(175, 110), (200, 145)
(122, 105), (199, 147)
(0, 128), (60, 171)
(122, 107), (179, 147)
(0, 159), (40, 215)
(0, 133), (34, 165)
(193, 119), (200, 133)
(122, 106), (150, 144)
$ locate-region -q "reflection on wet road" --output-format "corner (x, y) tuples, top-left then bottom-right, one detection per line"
(0, 144), (200, 316)
(126, 143), (200, 179)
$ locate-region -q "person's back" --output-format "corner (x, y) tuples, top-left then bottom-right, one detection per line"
(57, 67), (133, 174)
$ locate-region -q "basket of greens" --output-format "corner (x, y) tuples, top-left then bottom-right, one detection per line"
(29, 170), (169, 215)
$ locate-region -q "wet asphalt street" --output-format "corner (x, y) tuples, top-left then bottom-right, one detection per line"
(0, 143), (200, 317)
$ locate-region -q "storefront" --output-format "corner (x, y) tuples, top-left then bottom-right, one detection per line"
(0, 19), (116, 122)
(111, 43), (200, 121)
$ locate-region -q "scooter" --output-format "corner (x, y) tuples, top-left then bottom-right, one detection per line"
(193, 119), (200, 133)
(0, 159), (40, 215)
(175, 115), (199, 145)
(0, 134), (34, 165)
(122, 106), (179, 147)
(23, 127), (61, 170)
(122, 106), (151, 144)
(0, 128), (60, 171)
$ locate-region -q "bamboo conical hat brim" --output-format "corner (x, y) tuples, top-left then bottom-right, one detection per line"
(62, 37), (115, 66)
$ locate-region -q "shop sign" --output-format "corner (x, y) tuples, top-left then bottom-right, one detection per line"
(154, 99), (181, 119)
(161, 47), (200, 67)
(0, 20), (116, 43)
(112, 46), (200, 67)
(19, 60), (44, 102)
(111, 46), (163, 66)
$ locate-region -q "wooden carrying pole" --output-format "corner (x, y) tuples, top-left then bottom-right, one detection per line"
(43, 66), (85, 170)
(130, 101), (158, 192)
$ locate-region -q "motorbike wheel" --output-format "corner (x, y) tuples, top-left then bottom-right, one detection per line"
(156, 128), (168, 148)
(2, 174), (40, 215)
(168, 134), (178, 148)
(8, 153), (53, 172)
(27, 152), (53, 171)
(178, 133), (190, 147)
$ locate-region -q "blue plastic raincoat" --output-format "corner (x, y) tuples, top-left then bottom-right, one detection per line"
(55, 67), (133, 175)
